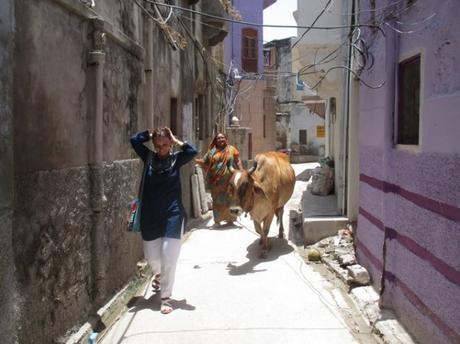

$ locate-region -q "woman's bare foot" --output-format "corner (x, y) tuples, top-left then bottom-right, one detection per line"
(160, 298), (173, 314)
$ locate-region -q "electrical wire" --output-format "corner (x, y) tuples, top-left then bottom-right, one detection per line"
(292, 0), (334, 49)
(144, 0), (379, 31)
(309, 65), (385, 90)
(394, 12), (437, 26)
(326, 0), (407, 16)
(176, 4), (381, 81)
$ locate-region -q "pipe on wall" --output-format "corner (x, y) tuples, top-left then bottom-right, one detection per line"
(87, 19), (107, 306)
(144, 10), (154, 130)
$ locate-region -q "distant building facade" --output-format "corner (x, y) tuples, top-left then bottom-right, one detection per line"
(264, 37), (326, 160)
(292, 0), (356, 214)
(223, 0), (277, 157)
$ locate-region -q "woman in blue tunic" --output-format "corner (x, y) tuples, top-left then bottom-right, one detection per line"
(130, 127), (197, 314)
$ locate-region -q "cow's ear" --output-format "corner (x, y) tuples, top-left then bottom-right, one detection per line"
(253, 181), (266, 197)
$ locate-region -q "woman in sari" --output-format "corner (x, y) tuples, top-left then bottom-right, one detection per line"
(196, 133), (242, 226)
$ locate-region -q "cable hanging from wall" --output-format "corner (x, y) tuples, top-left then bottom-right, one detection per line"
(133, 0), (187, 50)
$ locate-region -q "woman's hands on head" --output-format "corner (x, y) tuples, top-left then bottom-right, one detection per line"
(163, 127), (184, 147)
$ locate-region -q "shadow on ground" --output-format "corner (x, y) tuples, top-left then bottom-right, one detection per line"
(226, 237), (294, 276)
(296, 169), (313, 181)
(127, 293), (196, 313)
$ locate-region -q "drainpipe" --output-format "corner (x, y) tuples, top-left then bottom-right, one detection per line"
(341, 0), (355, 215)
(379, 25), (400, 304)
(144, 6), (154, 129)
(88, 19), (107, 306)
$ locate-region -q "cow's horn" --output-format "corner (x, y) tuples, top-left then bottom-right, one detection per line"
(248, 161), (258, 175)
(227, 161), (235, 173)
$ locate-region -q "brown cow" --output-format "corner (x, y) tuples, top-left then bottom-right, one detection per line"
(228, 152), (295, 257)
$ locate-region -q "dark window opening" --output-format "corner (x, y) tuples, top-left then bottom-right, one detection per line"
(397, 55), (420, 145)
(197, 95), (205, 140)
(299, 129), (307, 145)
(248, 132), (253, 160)
(263, 114), (266, 138)
(242, 28), (258, 73)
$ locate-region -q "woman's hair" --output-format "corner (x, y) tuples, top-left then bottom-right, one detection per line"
(209, 132), (227, 149)
(151, 127), (171, 141)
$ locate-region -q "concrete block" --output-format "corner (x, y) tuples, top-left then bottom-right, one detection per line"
(206, 192), (213, 210)
(195, 165), (208, 213)
(351, 286), (379, 305)
(347, 264), (370, 285)
(350, 286), (380, 325)
(322, 257), (351, 284)
(191, 175), (201, 218)
(374, 310), (417, 344)
(288, 208), (304, 245)
(303, 216), (348, 245)
(338, 254), (356, 266)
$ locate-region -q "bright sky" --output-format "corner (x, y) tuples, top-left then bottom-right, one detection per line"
(263, 0), (298, 43)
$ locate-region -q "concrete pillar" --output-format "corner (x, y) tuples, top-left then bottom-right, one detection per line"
(195, 164), (208, 213)
(226, 126), (251, 164)
(347, 78), (360, 222)
(87, 19), (107, 306)
(0, 1), (19, 342)
(191, 174), (201, 218)
(325, 98), (331, 157)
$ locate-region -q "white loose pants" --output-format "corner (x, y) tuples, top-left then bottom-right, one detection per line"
(143, 222), (184, 299)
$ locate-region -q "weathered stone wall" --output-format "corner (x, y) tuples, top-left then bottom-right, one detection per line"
(0, 0), (18, 342)
(14, 167), (93, 343)
(103, 159), (144, 292)
(103, 38), (142, 162)
(11, 1), (144, 343)
(14, 0), (89, 172)
(7, 0), (222, 342)
(12, 2), (90, 342)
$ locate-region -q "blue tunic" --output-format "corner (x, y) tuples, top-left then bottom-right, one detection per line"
(130, 131), (197, 241)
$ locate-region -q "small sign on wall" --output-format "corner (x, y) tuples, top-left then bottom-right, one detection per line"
(316, 125), (325, 138)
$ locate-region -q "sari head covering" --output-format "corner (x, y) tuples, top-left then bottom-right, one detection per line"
(202, 133), (240, 223)
(203, 133), (238, 186)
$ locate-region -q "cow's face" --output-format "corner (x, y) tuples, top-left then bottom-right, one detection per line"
(227, 162), (259, 216)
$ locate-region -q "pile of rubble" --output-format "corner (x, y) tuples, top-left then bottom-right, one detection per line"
(305, 227), (371, 286)
(304, 229), (416, 343)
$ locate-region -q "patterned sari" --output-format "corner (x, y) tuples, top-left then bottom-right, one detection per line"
(203, 144), (240, 223)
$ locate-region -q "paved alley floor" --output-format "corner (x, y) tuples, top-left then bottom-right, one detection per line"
(99, 164), (373, 344)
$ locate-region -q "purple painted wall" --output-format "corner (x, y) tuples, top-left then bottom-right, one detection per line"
(357, 1), (460, 343)
(224, 0), (269, 74)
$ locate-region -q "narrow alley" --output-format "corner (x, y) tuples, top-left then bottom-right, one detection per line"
(98, 164), (377, 344)
(1, 1), (459, 344)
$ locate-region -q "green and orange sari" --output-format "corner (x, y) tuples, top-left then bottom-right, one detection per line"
(202, 144), (240, 223)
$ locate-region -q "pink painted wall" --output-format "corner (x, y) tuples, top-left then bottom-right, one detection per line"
(356, 1), (460, 343)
